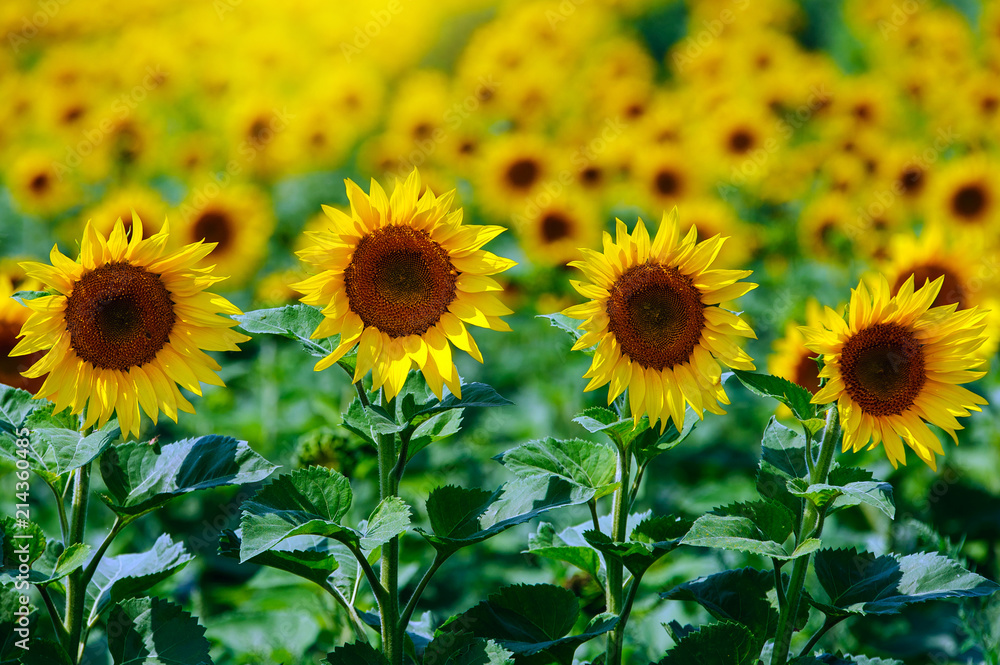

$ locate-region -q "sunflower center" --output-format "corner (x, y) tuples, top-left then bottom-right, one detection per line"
(540, 213), (571, 242)
(794, 352), (821, 394)
(345, 225), (458, 338)
(898, 166), (924, 194)
(506, 159), (539, 189)
(65, 262), (176, 371)
(951, 184), (987, 220)
(894, 264), (965, 309)
(840, 322), (925, 416)
(194, 210), (234, 250)
(654, 169), (681, 196)
(606, 263), (705, 371)
(727, 129), (754, 154)
(30, 173), (50, 194)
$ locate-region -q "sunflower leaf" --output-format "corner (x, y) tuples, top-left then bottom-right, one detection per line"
(652, 621), (760, 665)
(4, 539), (90, 585)
(9, 290), (49, 306)
(239, 467), (360, 562)
(495, 438), (618, 499)
(419, 382), (513, 416)
(789, 653), (904, 664)
(107, 596), (213, 665)
(422, 633), (515, 665)
(219, 528), (350, 586)
(16, 639), (74, 665)
(437, 583), (616, 665)
(537, 313), (585, 343)
(323, 641), (389, 665)
(85, 534), (194, 628)
(583, 515), (691, 577)
(0, 385), (41, 435)
(233, 304), (357, 372)
(406, 409), (464, 462)
(527, 522), (604, 584)
(417, 476), (595, 556)
(27, 420), (120, 477)
(810, 548), (1000, 617)
(681, 499), (801, 560)
(99, 435), (278, 516)
(661, 567), (777, 648)
(791, 479), (895, 518)
(732, 369), (817, 421)
(633, 407), (699, 465)
(0, 517), (46, 571)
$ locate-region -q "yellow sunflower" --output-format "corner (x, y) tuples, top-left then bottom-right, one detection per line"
(801, 276), (989, 470)
(294, 170), (516, 401)
(1, 275), (45, 394)
(11, 216), (249, 437)
(562, 209), (757, 431)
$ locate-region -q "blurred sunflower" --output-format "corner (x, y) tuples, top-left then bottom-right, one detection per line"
(294, 170), (515, 400)
(930, 156), (998, 229)
(802, 276), (989, 470)
(514, 192), (601, 268)
(562, 209), (757, 431)
(0, 275), (45, 393)
(173, 185), (274, 288)
(80, 185), (169, 240)
(8, 150), (77, 216)
(769, 299), (827, 396)
(476, 133), (553, 217)
(11, 216), (249, 437)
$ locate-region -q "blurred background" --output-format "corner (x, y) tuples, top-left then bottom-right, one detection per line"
(1, 0), (999, 662)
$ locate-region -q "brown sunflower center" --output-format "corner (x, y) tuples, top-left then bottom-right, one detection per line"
(506, 159), (539, 189)
(64, 262), (176, 371)
(0, 320), (44, 393)
(794, 351), (821, 394)
(30, 173), (50, 195)
(898, 166), (924, 195)
(727, 128), (755, 154)
(840, 322), (925, 416)
(344, 225), (458, 338)
(193, 210), (234, 250)
(606, 263), (705, 371)
(540, 213), (572, 242)
(893, 264), (965, 309)
(654, 169), (682, 196)
(951, 183), (988, 220)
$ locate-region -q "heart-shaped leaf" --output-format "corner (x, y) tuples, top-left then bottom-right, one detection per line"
(661, 568), (777, 644)
(682, 500), (813, 561)
(496, 438), (617, 499)
(732, 369), (817, 420)
(108, 596), (212, 665)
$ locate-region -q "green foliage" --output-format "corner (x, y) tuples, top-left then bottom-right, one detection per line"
(0, 385), (40, 434)
(584, 516), (691, 577)
(219, 529), (350, 586)
(682, 500), (819, 560)
(107, 596), (213, 665)
(323, 641), (389, 665)
(788, 477), (895, 518)
(654, 621), (760, 665)
(100, 435), (278, 516)
(495, 437), (618, 499)
(537, 313), (585, 343)
(527, 522), (604, 585)
(732, 370), (818, 421)
(811, 548), (1000, 617)
(437, 584), (617, 665)
(0, 517), (46, 570)
(233, 304), (355, 371)
(15, 540), (90, 585)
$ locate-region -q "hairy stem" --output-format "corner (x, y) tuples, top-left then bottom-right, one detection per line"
(322, 580), (371, 644)
(604, 441), (631, 665)
(65, 464), (91, 663)
(377, 389), (402, 665)
(771, 405), (840, 665)
(399, 553), (447, 632)
(797, 615), (844, 659)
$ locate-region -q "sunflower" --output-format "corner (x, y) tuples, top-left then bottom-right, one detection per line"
(930, 156), (998, 229)
(1, 275), (45, 394)
(80, 185), (168, 241)
(769, 299), (827, 397)
(293, 170), (515, 400)
(562, 209), (757, 431)
(512, 192), (601, 268)
(801, 276), (989, 470)
(11, 216), (249, 437)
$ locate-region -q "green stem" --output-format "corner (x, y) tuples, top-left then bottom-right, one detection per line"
(627, 461), (647, 507)
(604, 440), (631, 665)
(376, 391), (401, 665)
(64, 464), (91, 663)
(771, 405), (840, 665)
(38, 585), (68, 646)
(48, 481), (69, 544)
(322, 580), (371, 644)
(399, 553), (447, 632)
(796, 615), (844, 659)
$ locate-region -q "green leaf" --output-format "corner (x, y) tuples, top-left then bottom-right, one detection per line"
(439, 584), (616, 665)
(18, 639), (74, 665)
(760, 418), (808, 480)
(495, 438), (618, 499)
(811, 548), (1000, 617)
(100, 435), (278, 516)
(418, 477), (595, 556)
(0, 517), (46, 571)
(583, 515), (691, 577)
(233, 304), (356, 371)
(537, 313), (585, 343)
(108, 596), (213, 665)
(789, 653), (903, 665)
(661, 568), (777, 643)
(732, 369), (817, 421)
(360, 496), (411, 552)
(570, 406), (698, 459)
(323, 641), (389, 665)
(420, 382), (513, 417)
(205, 609), (320, 663)
(13, 541), (91, 585)
(239, 467), (357, 562)
(25, 421), (121, 477)
(654, 621), (759, 664)
(790, 479), (895, 518)
(406, 409), (464, 462)
(682, 500), (803, 560)
(85, 535), (194, 628)
(527, 522), (603, 585)
(10, 290), (49, 307)
(632, 407), (698, 465)
(219, 529), (347, 586)
(0, 385), (41, 435)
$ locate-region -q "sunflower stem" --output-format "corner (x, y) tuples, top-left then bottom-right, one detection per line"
(376, 390), (402, 665)
(604, 439), (631, 665)
(771, 405), (840, 665)
(65, 463), (91, 663)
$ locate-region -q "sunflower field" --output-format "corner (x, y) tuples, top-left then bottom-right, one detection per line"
(2, 0), (1000, 664)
